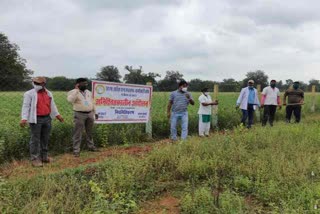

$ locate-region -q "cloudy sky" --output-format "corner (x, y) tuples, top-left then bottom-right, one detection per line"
(1, 0), (319, 82)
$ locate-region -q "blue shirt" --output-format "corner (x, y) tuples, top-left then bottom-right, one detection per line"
(169, 90), (193, 113)
(248, 88), (255, 104)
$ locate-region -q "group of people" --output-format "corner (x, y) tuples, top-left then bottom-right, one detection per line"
(20, 77), (304, 166)
(167, 79), (304, 140)
(20, 77), (98, 167)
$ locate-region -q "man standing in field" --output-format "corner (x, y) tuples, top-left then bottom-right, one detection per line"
(167, 80), (195, 141)
(236, 80), (260, 128)
(283, 81), (304, 123)
(67, 78), (99, 157)
(197, 87), (218, 137)
(261, 80), (281, 127)
(20, 76), (64, 167)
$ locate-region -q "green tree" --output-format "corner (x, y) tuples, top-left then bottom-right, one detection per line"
(158, 71), (184, 91)
(0, 32), (33, 90)
(96, 66), (122, 82)
(219, 78), (240, 92)
(242, 70), (268, 89)
(308, 79), (320, 92)
(123, 66), (160, 86)
(46, 76), (76, 91)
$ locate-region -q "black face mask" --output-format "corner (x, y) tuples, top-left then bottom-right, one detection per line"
(79, 85), (87, 91)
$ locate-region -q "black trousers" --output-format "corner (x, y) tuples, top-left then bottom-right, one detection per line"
(286, 105), (301, 123)
(262, 105), (277, 126)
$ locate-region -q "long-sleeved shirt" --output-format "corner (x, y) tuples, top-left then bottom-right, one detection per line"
(67, 89), (95, 112)
(21, 88), (60, 123)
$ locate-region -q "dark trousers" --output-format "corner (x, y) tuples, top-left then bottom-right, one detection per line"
(29, 116), (52, 161)
(262, 105), (277, 126)
(286, 105), (301, 123)
(73, 111), (95, 153)
(241, 104), (254, 128)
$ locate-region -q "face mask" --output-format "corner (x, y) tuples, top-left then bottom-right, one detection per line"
(181, 87), (188, 92)
(270, 83), (276, 88)
(293, 84), (299, 90)
(248, 86), (254, 89)
(33, 83), (43, 91)
(79, 85), (87, 91)
(204, 92), (209, 96)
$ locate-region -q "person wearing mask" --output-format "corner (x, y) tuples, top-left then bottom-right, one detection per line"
(20, 76), (64, 167)
(67, 78), (99, 157)
(283, 81), (304, 123)
(236, 80), (260, 128)
(197, 88), (218, 137)
(167, 80), (195, 141)
(261, 80), (281, 127)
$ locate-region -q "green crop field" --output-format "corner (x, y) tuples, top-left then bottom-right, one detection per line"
(1, 91), (320, 213)
(1, 117), (320, 213)
(0, 91), (319, 163)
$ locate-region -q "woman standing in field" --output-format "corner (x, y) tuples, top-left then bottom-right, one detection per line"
(198, 88), (218, 137)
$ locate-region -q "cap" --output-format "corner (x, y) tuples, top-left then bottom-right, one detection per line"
(248, 80), (254, 84)
(32, 76), (46, 84)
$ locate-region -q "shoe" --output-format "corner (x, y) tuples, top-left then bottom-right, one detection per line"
(42, 157), (53, 163)
(88, 147), (99, 152)
(32, 160), (43, 167)
(73, 152), (80, 157)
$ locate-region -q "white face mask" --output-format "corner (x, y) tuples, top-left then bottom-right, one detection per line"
(33, 83), (43, 91)
(204, 92), (209, 96)
(181, 87), (188, 92)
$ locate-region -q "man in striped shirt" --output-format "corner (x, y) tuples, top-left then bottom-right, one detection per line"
(167, 80), (195, 141)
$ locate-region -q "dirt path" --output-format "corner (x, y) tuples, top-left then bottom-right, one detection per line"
(0, 140), (171, 180)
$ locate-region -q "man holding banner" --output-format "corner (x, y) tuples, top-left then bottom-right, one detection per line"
(67, 78), (99, 157)
(167, 80), (194, 141)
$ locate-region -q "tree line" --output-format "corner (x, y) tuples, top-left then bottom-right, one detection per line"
(1, 32), (319, 92)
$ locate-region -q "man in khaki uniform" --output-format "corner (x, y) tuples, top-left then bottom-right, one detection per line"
(67, 78), (98, 157)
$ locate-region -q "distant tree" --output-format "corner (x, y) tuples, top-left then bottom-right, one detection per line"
(123, 66), (160, 86)
(123, 66), (145, 84)
(219, 78), (240, 92)
(283, 79), (294, 90)
(277, 80), (284, 91)
(188, 79), (203, 91)
(158, 71), (184, 91)
(96, 65), (122, 82)
(0, 32), (33, 90)
(242, 70), (269, 89)
(46, 76), (76, 91)
(308, 79), (320, 92)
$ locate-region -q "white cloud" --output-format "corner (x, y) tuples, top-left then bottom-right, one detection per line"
(0, 0), (319, 82)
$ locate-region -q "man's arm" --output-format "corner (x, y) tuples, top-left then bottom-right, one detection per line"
(167, 101), (173, 119)
(20, 92), (31, 127)
(67, 89), (79, 103)
(186, 93), (195, 105)
(283, 90), (288, 105)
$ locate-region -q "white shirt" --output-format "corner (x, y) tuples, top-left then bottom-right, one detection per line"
(262, 86), (280, 105)
(198, 94), (212, 115)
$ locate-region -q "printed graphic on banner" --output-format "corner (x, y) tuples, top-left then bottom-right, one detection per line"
(92, 81), (152, 124)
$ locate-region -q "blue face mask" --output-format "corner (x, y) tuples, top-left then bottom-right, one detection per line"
(248, 86), (254, 89)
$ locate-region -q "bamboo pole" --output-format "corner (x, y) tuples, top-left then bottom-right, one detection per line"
(212, 84), (219, 129)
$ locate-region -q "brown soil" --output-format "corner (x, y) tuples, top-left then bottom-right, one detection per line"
(139, 193), (180, 214)
(0, 143), (157, 180)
